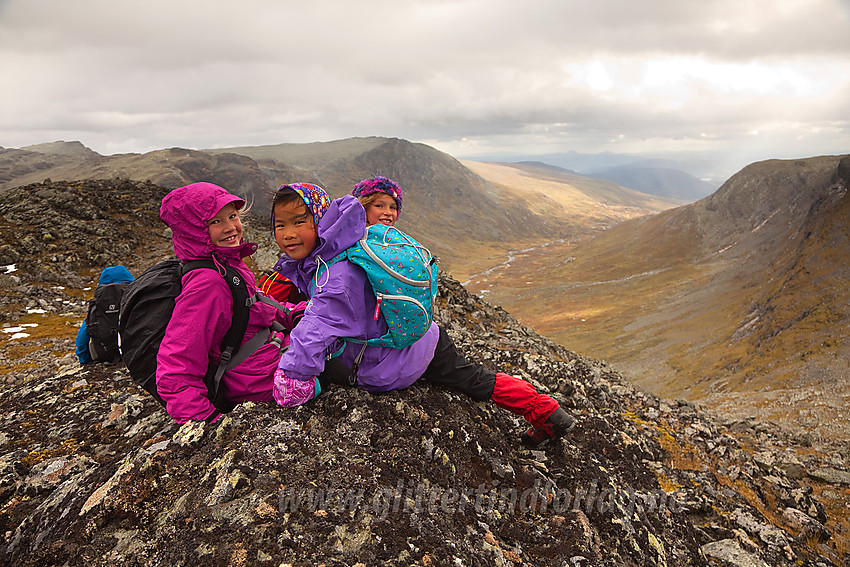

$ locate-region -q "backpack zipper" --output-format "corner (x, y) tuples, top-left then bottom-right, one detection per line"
(375, 292), (431, 324)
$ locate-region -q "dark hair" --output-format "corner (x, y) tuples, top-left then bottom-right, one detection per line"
(270, 186), (307, 233)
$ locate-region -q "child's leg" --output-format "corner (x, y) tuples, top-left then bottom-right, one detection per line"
(319, 357), (356, 388)
(491, 372), (560, 428)
(420, 327), (561, 426)
(419, 327), (496, 401)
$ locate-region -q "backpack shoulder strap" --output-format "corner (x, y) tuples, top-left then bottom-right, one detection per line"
(182, 260), (251, 408)
(182, 260), (295, 411)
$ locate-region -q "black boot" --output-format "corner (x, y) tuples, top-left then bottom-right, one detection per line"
(521, 408), (575, 448)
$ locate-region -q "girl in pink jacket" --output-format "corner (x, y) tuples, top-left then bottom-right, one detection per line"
(156, 182), (293, 423)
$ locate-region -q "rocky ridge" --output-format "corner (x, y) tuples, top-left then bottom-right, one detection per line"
(0, 138), (681, 278)
(0, 180), (848, 566)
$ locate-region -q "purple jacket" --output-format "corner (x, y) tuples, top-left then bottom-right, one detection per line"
(274, 195), (439, 393)
(157, 182), (285, 423)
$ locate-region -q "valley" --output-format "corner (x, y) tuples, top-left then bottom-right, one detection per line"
(1, 180), (848, 565)
(1, 150), (850, 562)
(465, 155), (850, 449)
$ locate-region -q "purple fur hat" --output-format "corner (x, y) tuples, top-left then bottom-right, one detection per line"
(351, 176), (403, 217)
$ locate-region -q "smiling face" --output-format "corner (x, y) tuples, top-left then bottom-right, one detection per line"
(274, 200), (318, 261)
(207, 203), (243, 247)
(363, 193), (399, 226)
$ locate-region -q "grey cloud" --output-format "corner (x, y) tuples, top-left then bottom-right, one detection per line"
(0, 0), (848, 177)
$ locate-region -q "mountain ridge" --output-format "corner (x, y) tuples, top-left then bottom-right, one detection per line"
(587, 162), (716, 201)
(0, 137), (679, 278)
(464, 155), (850, 449)
(466, 150), (732, 194)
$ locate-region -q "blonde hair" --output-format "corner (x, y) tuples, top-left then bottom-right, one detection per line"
(357, 192), (389, 209)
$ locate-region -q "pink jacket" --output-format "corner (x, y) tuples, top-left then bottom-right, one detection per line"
(157, 182), (287, 423)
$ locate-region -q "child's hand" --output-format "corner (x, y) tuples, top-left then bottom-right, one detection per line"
(273, 367), (318, 408)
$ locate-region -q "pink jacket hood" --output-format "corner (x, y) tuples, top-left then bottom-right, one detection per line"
(160, 182), (256, 261)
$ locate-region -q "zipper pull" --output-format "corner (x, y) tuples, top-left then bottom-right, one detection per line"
(374, 294), (383, 321)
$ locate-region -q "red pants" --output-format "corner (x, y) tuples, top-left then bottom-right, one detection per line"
(420, 327), (560, 427)
(491, 372), (560, 428)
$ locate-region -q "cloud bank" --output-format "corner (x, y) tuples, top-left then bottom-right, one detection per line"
(1, 0), (848, 178)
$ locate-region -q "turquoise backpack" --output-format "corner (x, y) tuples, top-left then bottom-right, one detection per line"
(313, 224), (438, 352)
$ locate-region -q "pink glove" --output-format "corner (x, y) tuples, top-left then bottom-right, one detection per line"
(273, 367), (318, 408)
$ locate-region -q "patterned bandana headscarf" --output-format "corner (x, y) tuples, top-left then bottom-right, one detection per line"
(280, 182), (331, 225)
(351, 175), (403, 217)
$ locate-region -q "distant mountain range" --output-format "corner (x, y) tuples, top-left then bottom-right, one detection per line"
(0, 137), (680, 277)
(462, 149), (738, 191)
(508, 159), (716, 202)
(585, 161), (716, 201)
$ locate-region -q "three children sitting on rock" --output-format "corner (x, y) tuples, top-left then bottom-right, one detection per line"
(155, 176), (574, 447)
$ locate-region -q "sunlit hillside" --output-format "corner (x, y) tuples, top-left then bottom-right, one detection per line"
(455, 160), (683, 281)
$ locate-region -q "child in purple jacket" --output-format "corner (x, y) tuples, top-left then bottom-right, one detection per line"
(271, 182), (574, 447)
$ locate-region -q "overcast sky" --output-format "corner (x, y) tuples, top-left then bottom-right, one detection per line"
(1, 0), (848, 178)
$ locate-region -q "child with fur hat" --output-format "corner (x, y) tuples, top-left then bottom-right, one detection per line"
(351, 175), (402, 227)
(270, 180), (575, 447)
